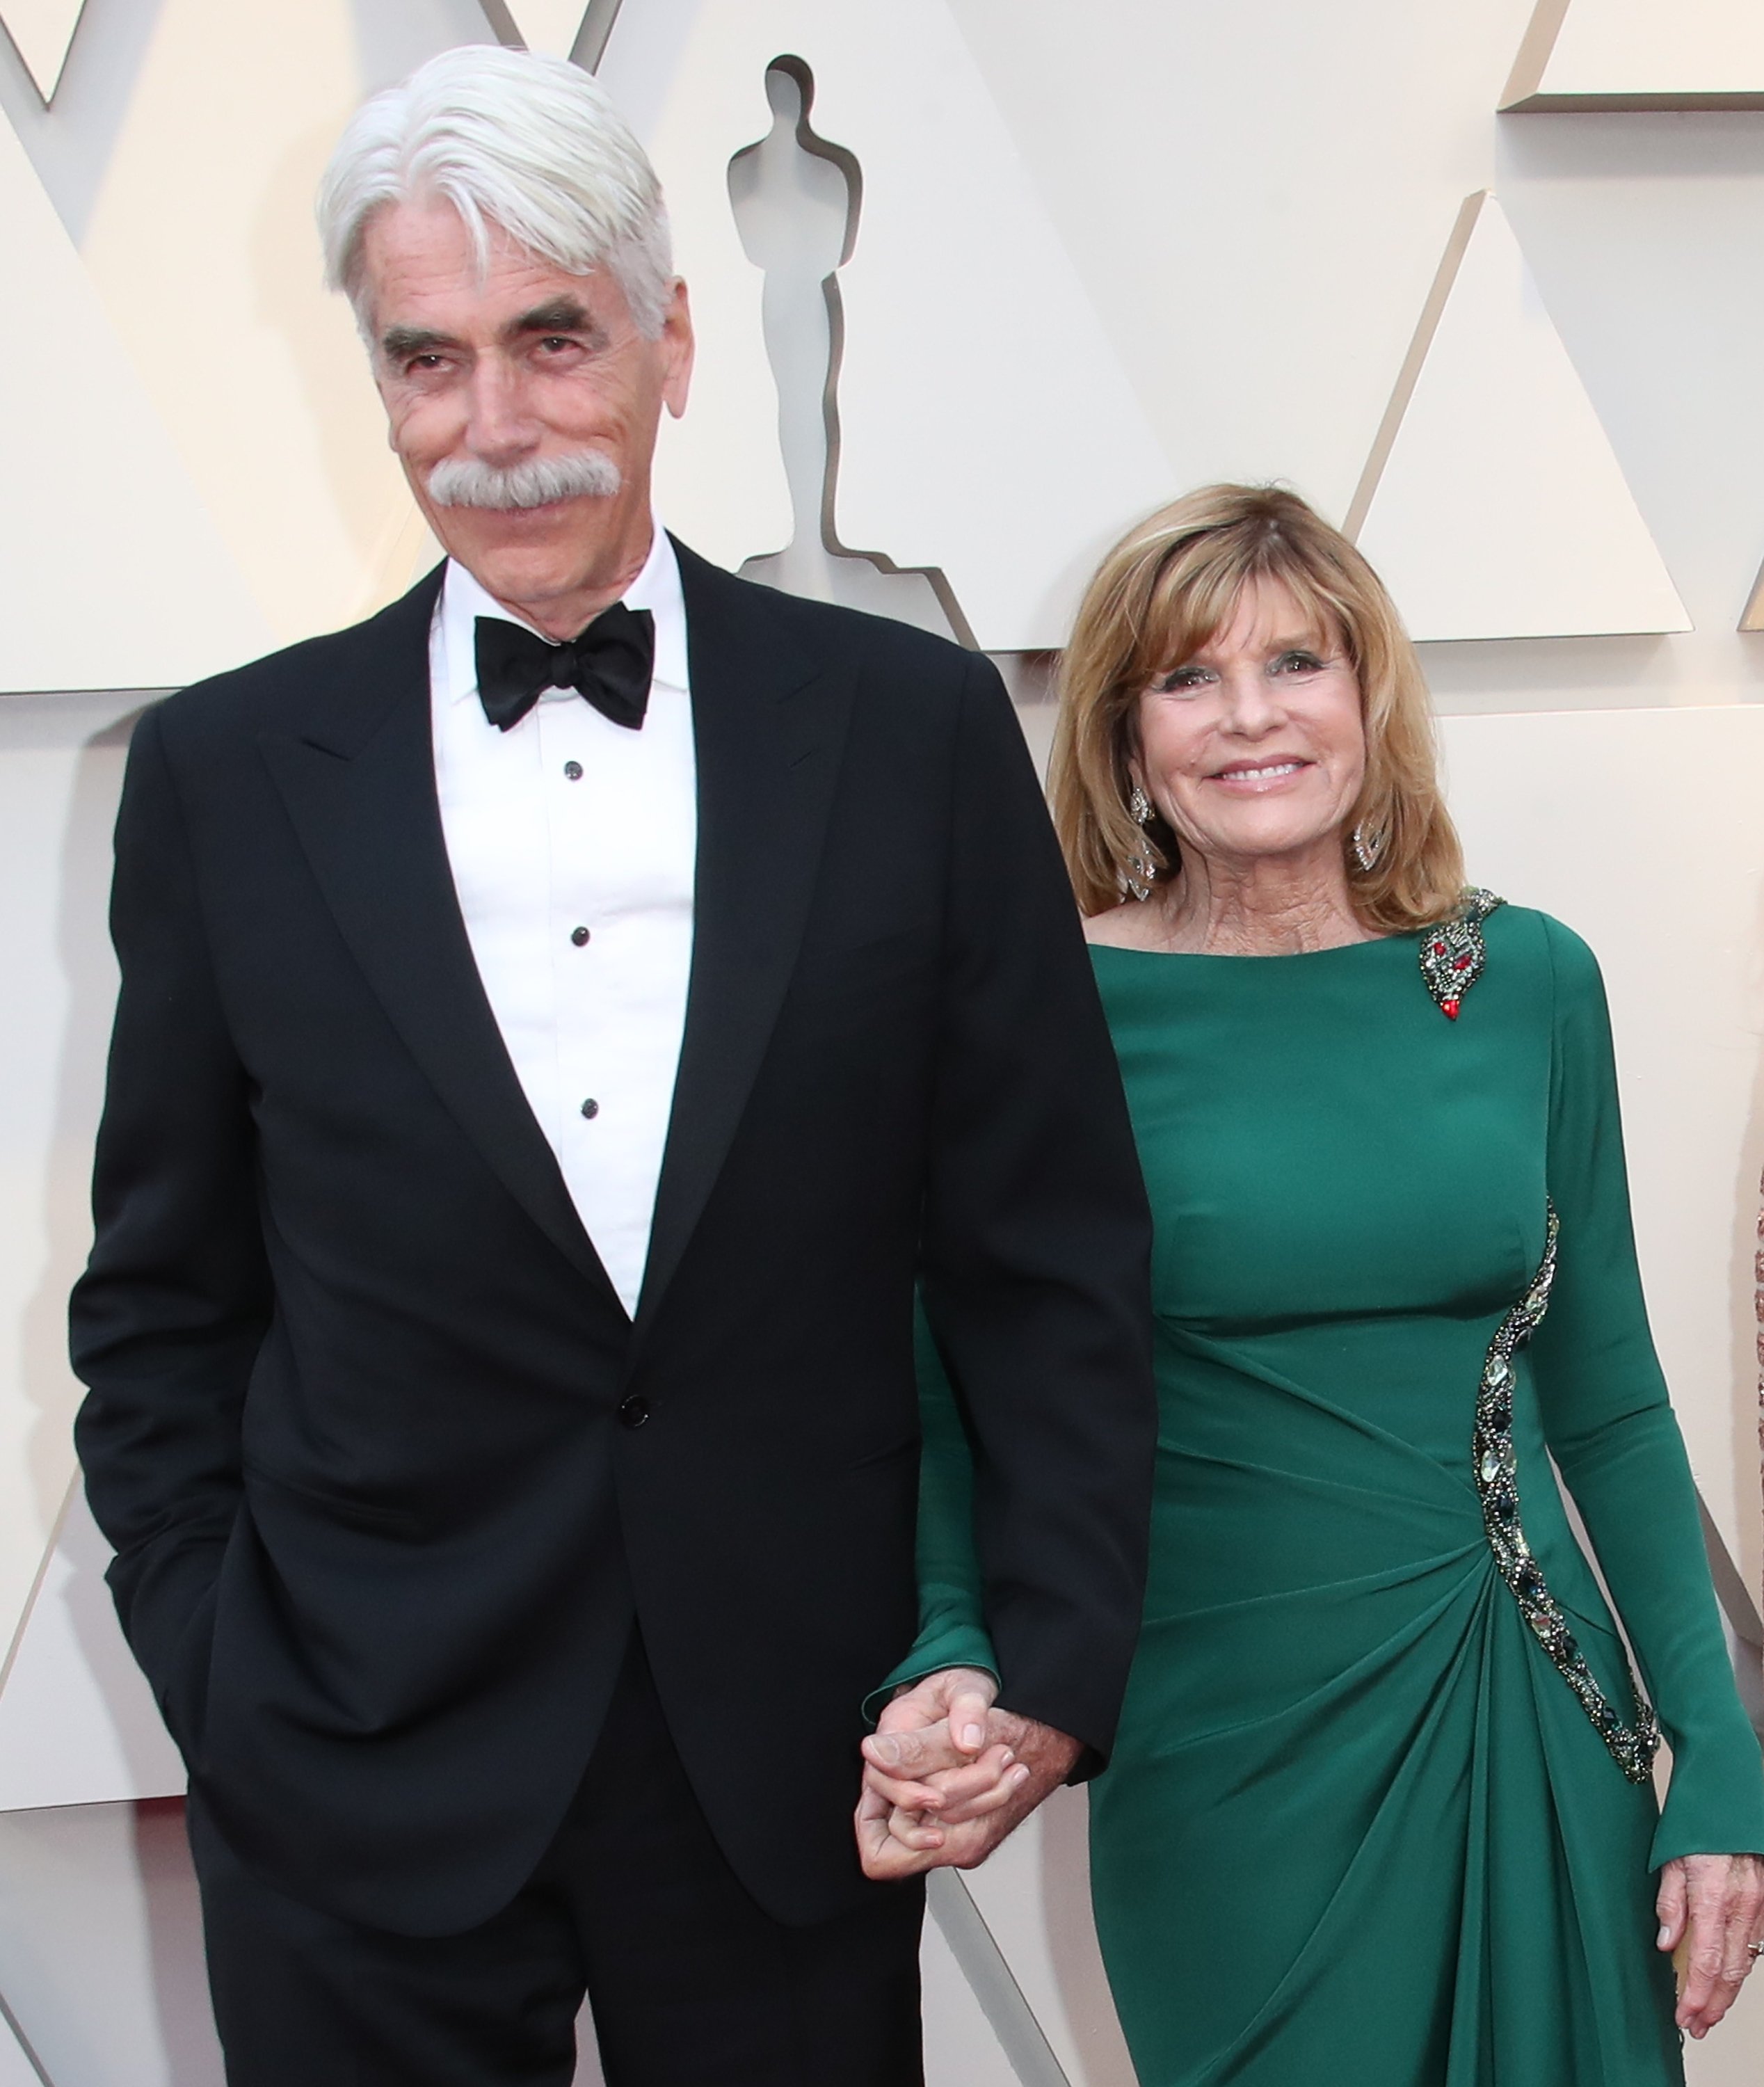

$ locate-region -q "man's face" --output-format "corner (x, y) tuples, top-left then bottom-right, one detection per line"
(360, 199), (693, 632)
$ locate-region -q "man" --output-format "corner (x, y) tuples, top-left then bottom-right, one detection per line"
(70, 46), (1155, 2087)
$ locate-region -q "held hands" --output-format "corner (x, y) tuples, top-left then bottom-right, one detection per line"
(1656, 1852), (1764, 2038)
(853, 1666), (1081, 1881)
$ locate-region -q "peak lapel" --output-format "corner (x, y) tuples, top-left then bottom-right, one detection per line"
(634, 548), (853, 1336)
(258, 570), (623, 1311)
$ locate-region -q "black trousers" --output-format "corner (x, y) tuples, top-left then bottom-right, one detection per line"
(187, 1637), (926, 2086)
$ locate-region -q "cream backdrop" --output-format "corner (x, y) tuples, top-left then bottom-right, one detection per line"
(2, 1), (1764, 2081)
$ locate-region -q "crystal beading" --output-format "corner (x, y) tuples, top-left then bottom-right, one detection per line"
(1420, 888), (1505, 1020)
(1474, 1202), (1661, 1785)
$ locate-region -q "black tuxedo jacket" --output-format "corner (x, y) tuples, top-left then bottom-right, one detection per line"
(70, 544), (1156, 1937)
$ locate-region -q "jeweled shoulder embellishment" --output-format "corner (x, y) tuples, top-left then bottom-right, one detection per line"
(1475, 1202), (1662, 1785)
(1420, 888), (1505, 1020)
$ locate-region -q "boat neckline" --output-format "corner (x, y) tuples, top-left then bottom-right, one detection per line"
(1087, 933), (1407, 965)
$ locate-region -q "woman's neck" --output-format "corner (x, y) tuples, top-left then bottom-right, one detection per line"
(1148, 849), (1372, 955)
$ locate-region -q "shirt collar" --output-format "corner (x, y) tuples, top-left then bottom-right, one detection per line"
(436, 519), (688, 710)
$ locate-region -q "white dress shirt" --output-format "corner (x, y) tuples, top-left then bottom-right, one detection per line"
(431, 528), (696, 1316)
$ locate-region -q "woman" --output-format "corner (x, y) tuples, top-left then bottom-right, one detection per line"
(864, 486), (1764, 2081)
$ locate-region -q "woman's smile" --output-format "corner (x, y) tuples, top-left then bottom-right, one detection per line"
(1205, 757), (1314, 792)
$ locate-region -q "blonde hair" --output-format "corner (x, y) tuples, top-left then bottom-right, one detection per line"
(1049, 483), (1465, 934)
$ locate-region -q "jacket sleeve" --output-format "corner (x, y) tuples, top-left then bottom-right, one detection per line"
(68, 703), (271, 1740)
(915, 655), (1157, 1770)
(1528, 915), (1764, 1865)
(864, 1304), (996, 1722)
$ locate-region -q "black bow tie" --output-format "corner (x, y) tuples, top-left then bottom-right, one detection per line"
(474, 603), (655, 733)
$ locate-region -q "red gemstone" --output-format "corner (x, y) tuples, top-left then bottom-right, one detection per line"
(1454, 954), (1471, 970)
(1432, 941), (1447, 954)
(1443, 998), (1461, 1020)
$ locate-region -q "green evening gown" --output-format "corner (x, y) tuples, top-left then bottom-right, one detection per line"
(891, 901), (1764, 2086)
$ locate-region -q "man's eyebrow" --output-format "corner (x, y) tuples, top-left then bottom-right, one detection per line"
(380, 324), (454, 361)
(506, 298), (598, 339)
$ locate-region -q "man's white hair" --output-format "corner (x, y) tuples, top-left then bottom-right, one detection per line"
(317, 45), (673, 339)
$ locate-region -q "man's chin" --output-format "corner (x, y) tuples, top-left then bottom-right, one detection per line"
(440, 510), (607, 586)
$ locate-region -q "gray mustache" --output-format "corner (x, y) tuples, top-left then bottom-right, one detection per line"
(426, 450), (623, 511)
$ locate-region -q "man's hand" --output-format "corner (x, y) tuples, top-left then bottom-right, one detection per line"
(855, 1682), (1081, 1881)
(862, 1667), (1009, 1819)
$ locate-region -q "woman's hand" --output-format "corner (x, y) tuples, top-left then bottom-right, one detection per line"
(1656, 1851), (1764, 2038)
(853, 1666), (1016, 1880)
(852, 1667), (1077, 1880)
(854, 1750), (1029, 1880)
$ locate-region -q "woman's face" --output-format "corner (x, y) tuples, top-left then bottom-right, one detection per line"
(1133, 576), (1367, 877)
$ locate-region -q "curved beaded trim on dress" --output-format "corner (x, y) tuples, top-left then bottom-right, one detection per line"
(1420, 888), (1504, 1019)
(1475, 1201), (1662, 1785)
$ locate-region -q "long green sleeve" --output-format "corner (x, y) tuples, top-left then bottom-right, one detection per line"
(863, 1306), (995, 1722)
(1528, 916), (1764, 1866)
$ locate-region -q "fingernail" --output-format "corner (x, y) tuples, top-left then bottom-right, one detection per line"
(1658, 1926), (1671, 1947)
(961, 1724), (984, 1748)
(1011, 1764), (1031, 1787)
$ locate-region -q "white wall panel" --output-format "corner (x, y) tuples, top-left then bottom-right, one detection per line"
(72, 1), (429, 648)
(0, 0), (86, 102)
(1354, 191), (1689, 640)
(0, 1801), (221, 2087)
(0, 1485), (182, 1814)
(953, 1793), (1134, 2087)
(0, 696), (133, 1668)
(0, 111), (268, 692)
(495, 3), (591, 59)
(1506, 0), (1764, 111)
(0, 2015), (45, 2087)
(1441, 704), (1764, 1597)
(602, 0), (1176, 647)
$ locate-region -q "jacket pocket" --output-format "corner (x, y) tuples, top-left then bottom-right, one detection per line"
(244, 1462), (422, 1540)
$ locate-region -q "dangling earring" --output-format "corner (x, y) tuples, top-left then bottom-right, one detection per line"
(1126, 785), (1157, 902)
(1352, 819), (1385, 874)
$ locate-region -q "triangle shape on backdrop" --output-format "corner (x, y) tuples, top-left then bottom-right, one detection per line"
(1346, 191), (1688, 643)
(0, 0), (86, 102)
(1502, 0), (1764, 111)
(0, 1482), (184, 1812)
(0, 83), (271, 689)
(1739, 561), (1764, 634)
(489, 2), (593, 61)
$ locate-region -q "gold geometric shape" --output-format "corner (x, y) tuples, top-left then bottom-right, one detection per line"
(0, 0), (88, 103)
(1502, 0), (1764, 112)
(1740, 559), (1764, 634)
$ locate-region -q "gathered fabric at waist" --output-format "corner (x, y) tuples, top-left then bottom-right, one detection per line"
(1136, 1322), (1636, 1739)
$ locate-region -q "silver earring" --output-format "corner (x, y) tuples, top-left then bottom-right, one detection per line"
(1352, 820), (1385, 874)
(1126, 785), (1156, 902)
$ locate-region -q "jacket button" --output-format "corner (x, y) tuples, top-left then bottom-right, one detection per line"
(579, 1097), (600, 1119)
(570, 925), (591, 947)
(563, 760), (584, 781)
(618, 1396), (650, 1430)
